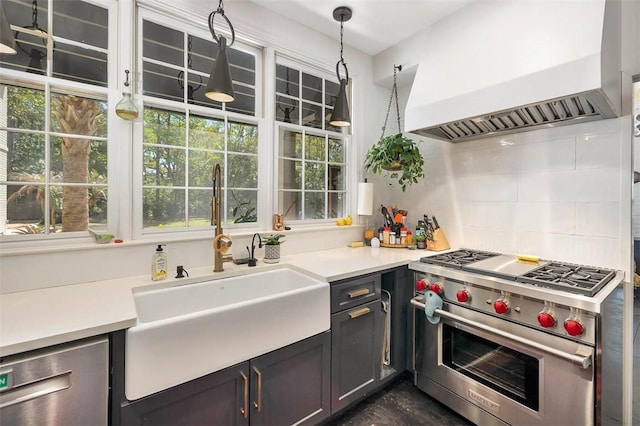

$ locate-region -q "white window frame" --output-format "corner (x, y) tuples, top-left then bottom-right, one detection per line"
(273, 55), (351, 226)
(0, 0), (120, 246)
(132, 7), (264, 240)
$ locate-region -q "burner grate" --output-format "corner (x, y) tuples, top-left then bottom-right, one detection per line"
(420, 249), (501, 269)
(517, 262), (616, 296)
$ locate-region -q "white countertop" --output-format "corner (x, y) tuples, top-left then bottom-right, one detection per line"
(0, 246), (431, 358)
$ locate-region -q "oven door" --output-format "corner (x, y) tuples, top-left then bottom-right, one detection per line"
(413, 298), (594, 426)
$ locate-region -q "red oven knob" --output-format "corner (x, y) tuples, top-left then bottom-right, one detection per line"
(430, 283), (443, 294)
(564, 319), (584, 336)
(416, 280), (427, 292)
(537, 312), (556, 328)
(456, 290), (470, 303)
(493, 299), (509, 314)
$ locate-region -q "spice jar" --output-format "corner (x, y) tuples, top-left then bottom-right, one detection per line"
(400, 228), (407, 245)
(406, 231), (413, 244)
(389, 232), (396, 245)
(383, 226), (391, 245)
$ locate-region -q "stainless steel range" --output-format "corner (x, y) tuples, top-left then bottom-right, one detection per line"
(409, 249), (624, 426)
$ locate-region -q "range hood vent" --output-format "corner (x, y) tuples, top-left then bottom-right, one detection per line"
(414, 91), (616, 142)
(405, 0), (622, 142)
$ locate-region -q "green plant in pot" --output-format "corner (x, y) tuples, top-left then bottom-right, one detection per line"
(263, 234), (285, 263)
(415, 233), (427, 249)
(364, 133), (424, 192)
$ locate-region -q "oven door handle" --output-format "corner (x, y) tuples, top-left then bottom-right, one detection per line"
(410, 297), (593, 369)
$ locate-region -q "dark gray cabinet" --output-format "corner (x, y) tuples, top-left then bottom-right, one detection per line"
(116, 331), (331, 426)
(120, 362), (249, 426)
(251, 331), (331, 425)
(330, 274), (383, 413)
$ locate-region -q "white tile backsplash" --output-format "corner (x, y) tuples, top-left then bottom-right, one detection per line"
(517, 232), (621, 267)
(462, 173), (519, 201)
(514, 202), (576, 234)
(473, 145), (520, 174)
(463, 226), (518, 254)
(577, 132), (621, 169)
(468, 202), (518, 229)
(575, 202), (621, 238)
(410, 117), (628, 269)
(518, 170), (577, 202)
(574, 168), (622, 202)
(517, 137), (576, 173)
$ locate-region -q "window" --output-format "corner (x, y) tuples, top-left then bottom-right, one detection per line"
(275, 62), (348, 222)
(0, 0), (111, 237)
(139, 15), (260, 232)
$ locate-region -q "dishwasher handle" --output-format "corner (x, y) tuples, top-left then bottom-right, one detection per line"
(0, 372), (71, 409)
(410, 297), (593, 369)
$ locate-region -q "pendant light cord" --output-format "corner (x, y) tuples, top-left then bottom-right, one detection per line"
(380, 65), (403, 139)
(335, 12), (349, 81)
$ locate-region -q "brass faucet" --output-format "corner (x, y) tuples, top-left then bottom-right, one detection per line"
(211, 163), (232, 272)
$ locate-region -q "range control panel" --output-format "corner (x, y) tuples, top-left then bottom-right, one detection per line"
(414, 272), (596, 345)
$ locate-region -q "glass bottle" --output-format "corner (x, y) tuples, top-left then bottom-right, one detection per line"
(115, 92), (139, 120)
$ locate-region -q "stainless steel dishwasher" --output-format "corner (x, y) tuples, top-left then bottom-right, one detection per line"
(0, 336), (109, 426)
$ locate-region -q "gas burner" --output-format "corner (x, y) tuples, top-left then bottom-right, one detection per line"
(517, 262), (616, 297)
(420, 249), (501, 269)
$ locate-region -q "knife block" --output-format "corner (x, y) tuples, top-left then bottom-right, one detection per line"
(427, 228), (450, 251)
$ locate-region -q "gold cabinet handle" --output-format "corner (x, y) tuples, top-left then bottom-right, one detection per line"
(348, 288), (370, 298)
(253, 366), (262, 412)
(240, 371), (248, 418)
(349, 306), (371, 319)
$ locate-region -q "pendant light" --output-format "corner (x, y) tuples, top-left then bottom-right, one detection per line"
(0, 2), (17, 54)
(12, 0), (48, 72)
(115, 70), (139, 121)
(205, 0), (235, 103)
(329, 6), (352, 128)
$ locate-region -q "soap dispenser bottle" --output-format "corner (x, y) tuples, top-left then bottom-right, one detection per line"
(152, 244), (167, 281)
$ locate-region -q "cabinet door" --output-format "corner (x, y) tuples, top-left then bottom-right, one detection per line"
(250, 331), (331, 426)
(331, 298), (383, 413)
(120, 362), (250, 426)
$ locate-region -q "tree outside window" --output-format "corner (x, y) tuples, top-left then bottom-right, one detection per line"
(0, 0), (110, 237)
(140, 17), (259, 231)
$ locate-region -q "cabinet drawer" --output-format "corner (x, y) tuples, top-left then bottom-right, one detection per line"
(331, 274), (381, 313)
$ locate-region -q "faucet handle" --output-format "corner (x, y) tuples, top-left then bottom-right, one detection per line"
(214, 234), (232, 253)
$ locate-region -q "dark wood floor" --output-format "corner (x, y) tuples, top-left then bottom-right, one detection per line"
(325, 373), (472, 426)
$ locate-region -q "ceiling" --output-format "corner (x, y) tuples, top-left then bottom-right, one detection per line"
(246, 0), (474, 56)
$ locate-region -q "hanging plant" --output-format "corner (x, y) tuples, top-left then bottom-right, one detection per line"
(364, 133), (424, 191)
(363, 65), (424, 192)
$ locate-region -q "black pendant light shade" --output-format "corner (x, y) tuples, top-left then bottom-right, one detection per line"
(205, 36), (234, 103)
(205, 0), (235, 103)
(330, 78), (350, 127)
(329, 6), (352, 128)
(0, 2), (17, 54)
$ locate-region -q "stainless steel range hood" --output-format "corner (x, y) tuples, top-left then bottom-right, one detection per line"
(405, 0), (622, 142)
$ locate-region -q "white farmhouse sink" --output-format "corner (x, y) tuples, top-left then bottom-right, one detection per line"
(125, 266), (329, 400)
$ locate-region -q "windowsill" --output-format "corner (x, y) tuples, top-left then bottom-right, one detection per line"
(0, 224), (365, 257)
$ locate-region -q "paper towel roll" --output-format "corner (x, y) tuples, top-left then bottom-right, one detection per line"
(357, 182), (374, 216)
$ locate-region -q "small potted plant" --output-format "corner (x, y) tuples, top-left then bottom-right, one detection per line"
(415, 233), (427, 249)
(364, 133), (424, 192)
(263, 234), (285, 263)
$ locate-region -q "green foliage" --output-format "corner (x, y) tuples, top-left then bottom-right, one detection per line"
(415, 233), (427, 242)
(363, 133), (424, 192)
(231, 190), (257, 223)
(263, 234), (285, 245)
